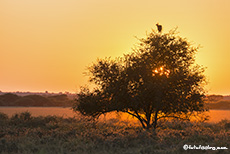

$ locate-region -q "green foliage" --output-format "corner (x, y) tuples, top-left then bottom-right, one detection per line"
(73, 27), (207, 129)
(0, 112), (229, 154)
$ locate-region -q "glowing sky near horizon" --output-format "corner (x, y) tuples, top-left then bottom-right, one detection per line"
(1, 0), (230, 95)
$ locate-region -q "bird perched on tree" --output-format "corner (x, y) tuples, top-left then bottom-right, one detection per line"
(156, 23), (162, 33)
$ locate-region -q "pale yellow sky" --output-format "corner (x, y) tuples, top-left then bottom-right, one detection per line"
(0, 0), (230, 95)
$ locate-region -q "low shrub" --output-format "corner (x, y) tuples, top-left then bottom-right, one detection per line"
(0, 112), (8, 120)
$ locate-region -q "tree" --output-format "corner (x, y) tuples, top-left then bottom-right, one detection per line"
(73, 27), (207, 129)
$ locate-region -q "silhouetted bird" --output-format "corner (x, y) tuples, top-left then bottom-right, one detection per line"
(156, 23), (162, 33)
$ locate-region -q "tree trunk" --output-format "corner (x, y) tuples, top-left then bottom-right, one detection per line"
(153, 110), (159, 129)
(146, 111), (151, 129)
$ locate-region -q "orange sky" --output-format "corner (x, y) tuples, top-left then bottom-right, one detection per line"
(1, 0), (230, 95)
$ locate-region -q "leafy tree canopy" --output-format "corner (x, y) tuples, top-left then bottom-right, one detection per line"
(73, 27), (207, 129)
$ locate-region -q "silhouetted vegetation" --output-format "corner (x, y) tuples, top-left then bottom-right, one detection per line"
(0, 93), (20, 106)
(207, 101), (230, 110)
(73, 27), (207, 129)
(0, 111), (229, 154)
(204, 95), (230, 110)
(206, 95), (224, 103)
(0, 93), (73, 107)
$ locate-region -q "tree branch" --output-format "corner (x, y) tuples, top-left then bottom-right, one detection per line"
(134, 110), (147, 124)
(124, 111), (146, 128)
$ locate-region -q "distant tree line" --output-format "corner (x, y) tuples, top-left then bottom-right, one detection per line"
(205, 95), (224, 103)
(206, 100), (230, 110)
(0, 93), (73, 107)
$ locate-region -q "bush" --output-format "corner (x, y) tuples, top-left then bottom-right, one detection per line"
(19, 111), (32, 121)
(0, 112), (8, 120)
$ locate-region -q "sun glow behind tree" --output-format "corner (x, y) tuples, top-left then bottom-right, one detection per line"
(152, 66), (170, 77)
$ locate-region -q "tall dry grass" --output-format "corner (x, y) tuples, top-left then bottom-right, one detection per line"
(0, 112), (229, 154)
